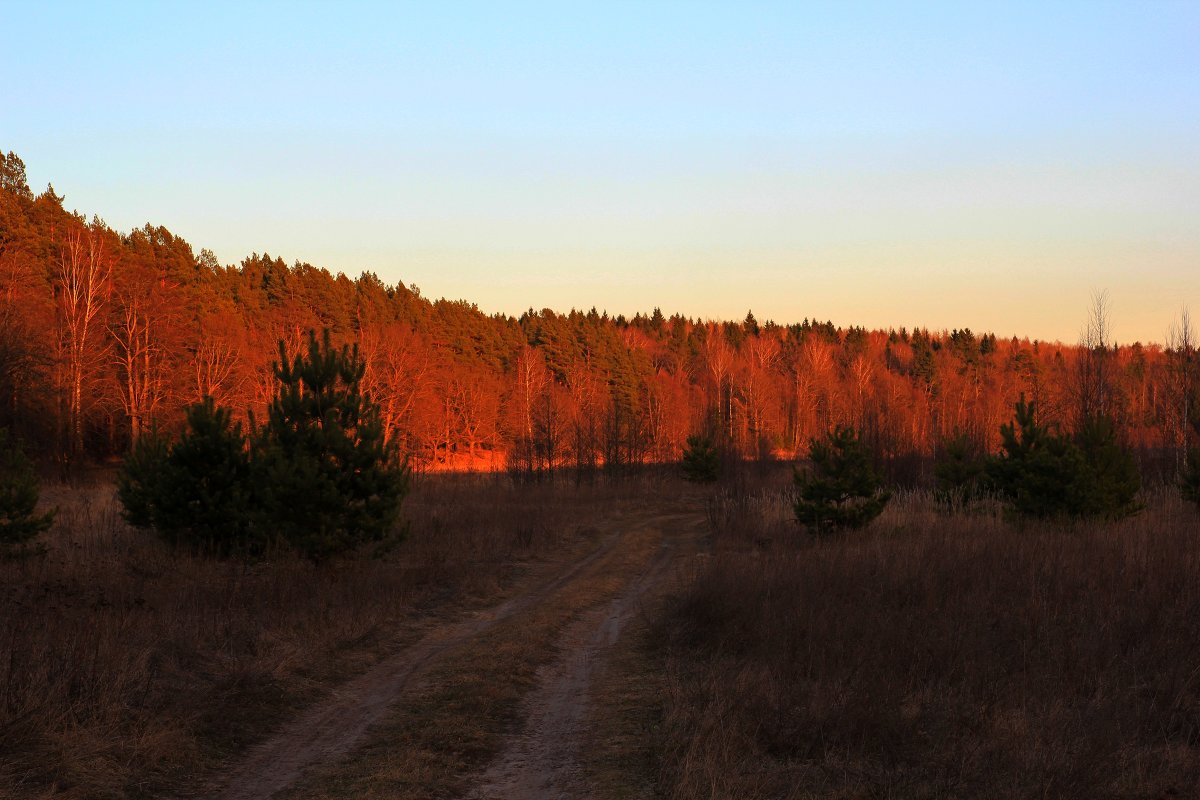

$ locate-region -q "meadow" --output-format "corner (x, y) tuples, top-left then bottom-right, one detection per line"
(655, 483), (1200, 799)
(4, 467), (1200, 799)
(0, 473), (647, 799)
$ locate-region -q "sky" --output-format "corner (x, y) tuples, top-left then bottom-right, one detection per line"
(3, 1), (1198, 344)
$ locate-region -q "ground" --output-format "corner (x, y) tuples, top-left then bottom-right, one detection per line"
(12, 477), (1199, 800)
(190, 497), (707, 800)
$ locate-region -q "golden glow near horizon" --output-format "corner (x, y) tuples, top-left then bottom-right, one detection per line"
(5, 3), (1198, 343)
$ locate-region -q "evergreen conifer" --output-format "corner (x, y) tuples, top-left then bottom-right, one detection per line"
(119, 401), (258, 554)
(987, 396), (1090, 518)
(0, 428), (54, 551)
(165, 399), (256, 553)
(1074, 414), (1143, 519)
(681, 434), (720, 483)
(255, 330), (408, 561)
(934, 431), (985, 510)
(986, 396), (1142, 519)
(793, 426), (891, 534)
(116, 425), (168, 529)
(1182, 448), (1200, 510)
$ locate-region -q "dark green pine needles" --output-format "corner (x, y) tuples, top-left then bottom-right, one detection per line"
(255, 330), (409, 561)
(680, 434), (721, 483)
(793, 425), (892, 535)
(986, 396), (1141, 520)
(119, 400), (256, 555)
(0, 428), (54, 551)
(118, 330), (409, 561)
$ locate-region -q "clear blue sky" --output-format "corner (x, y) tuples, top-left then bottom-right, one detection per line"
(4, 1), (1198, 343)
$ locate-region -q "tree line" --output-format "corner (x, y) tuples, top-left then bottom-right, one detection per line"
(2, 150), (1198, 484)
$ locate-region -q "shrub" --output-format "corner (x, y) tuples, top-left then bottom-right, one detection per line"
(0, 427), (54, 551)
(987, 396), (1088, 518)
(987, 396), (1142, 520)
(1073, 413), (1142, 519)
(793, 425), (891, 534)
(255, 330), (409, 561)
(118, 331), (409, 561)
(1183, 448), (1200, 510)
(933, 431), (985, 510)
(116, 425), (169, 528)
(680, 434), (720, 483)
(120, 401), (258, 555)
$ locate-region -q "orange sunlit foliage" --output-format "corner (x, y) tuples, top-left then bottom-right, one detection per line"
(0, 151), (1196, 481)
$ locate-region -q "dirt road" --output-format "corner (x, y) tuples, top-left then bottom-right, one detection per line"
(461, 535), (677, 799)
(195, 505), (703, 800)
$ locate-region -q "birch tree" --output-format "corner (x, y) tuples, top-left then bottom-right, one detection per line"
(55, 222), (112, 458)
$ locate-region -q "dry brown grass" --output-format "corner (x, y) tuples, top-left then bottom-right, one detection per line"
(658, 487), (1200, 799)
(280, 503), (673, 800)
(583, 565), (688, 800)
(0, 473), (632, 799)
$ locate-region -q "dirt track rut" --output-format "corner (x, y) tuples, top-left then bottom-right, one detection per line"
(462, 534), (677, 799)
(201, 532), (620, 800)
(193, 506), (700, 800)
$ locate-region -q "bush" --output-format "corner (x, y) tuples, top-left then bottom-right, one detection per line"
(987, 396), (1088, 518)
(255, 330), (409, 561)
(987, 396), (1142, 520)
(1183, 448), (1200, 510)
(933, 431), (985, 510)
(119, 400), (259, 555)
(118, 330), (409, 561)
(1074, 413), (1142, 519)
(116, 426), (169, 529)
(793, 425), (891, 534)
(680, 434), (720, 483)
(0, 427), (54, 551)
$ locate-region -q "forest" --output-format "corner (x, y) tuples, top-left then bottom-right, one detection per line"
(4, 148), (1200, 800)
(1, 149), (1197, 483)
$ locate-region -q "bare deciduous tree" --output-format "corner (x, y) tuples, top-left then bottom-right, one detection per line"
(1076, 289), (1113, 424)
(55, 223), (112, 458)
(111, 277), (177, 443)
(192, 335), (245, 408)
(1166, 307), (1197, 469)
(358, 322), (432, 449)
(700, 323), (734, 439)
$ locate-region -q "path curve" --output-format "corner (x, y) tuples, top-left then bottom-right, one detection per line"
(197, 531), (621, 800)
(462, 528), (680, 800)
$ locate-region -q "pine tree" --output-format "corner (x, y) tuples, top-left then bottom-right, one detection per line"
(986, 396), (1089, 519)
(1180, 412), (1200, 513)
(794, 426), (891, 535)
(934, 431), (985, 510)
(1182, 448), (1200, 510)
(160, 399), (257, 553)
(1074, 414), (1142, 520)
(0, 428), (54, 551)
(118, 400), (258, 555)
(986, 397), (1142, 520)
(116, 425), (169, 529)
(681, 434), (720, 483)
(255, 330), (409, 561)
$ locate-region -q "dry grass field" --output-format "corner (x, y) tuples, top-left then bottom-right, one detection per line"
(656, 486), (1200, 799)
(278, 504), (698, 800)
(6, 466), (1200, 800)
(0, 473), (650, 799)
